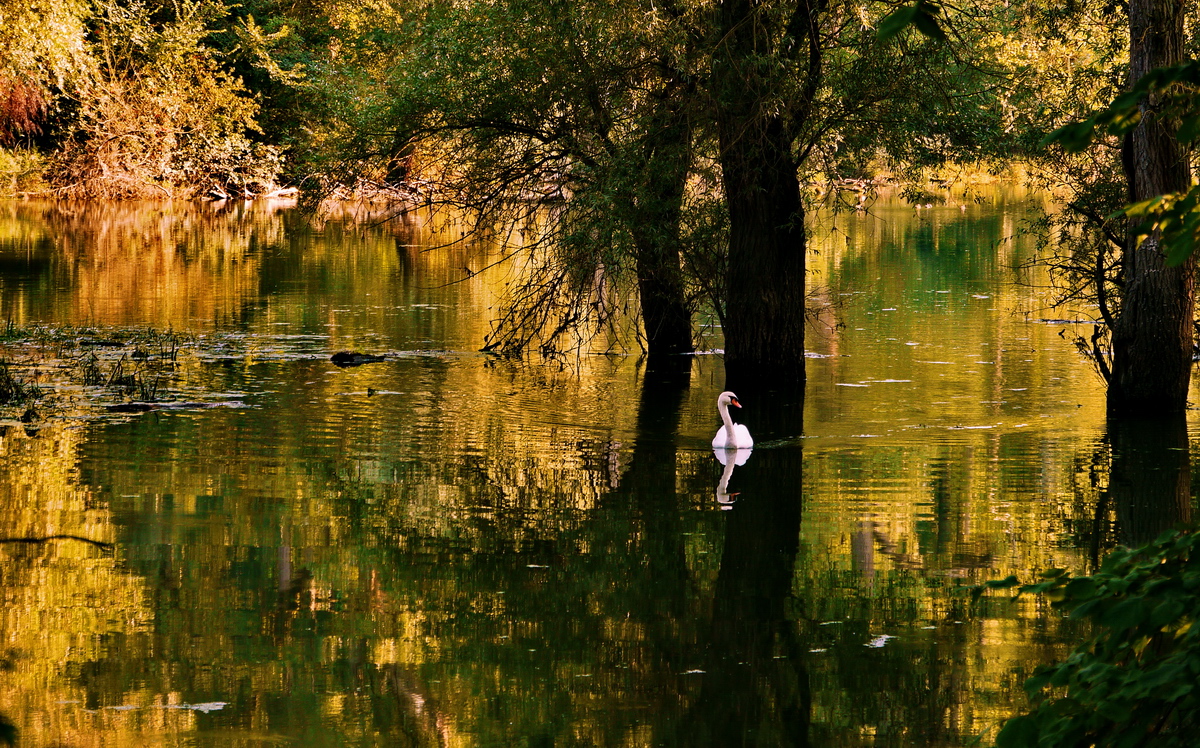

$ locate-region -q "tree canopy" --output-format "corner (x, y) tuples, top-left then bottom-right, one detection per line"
(1, 0), (1195, 394)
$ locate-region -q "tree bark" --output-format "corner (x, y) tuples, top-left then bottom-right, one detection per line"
(627, 97), (695, 355)
(712, 0), (811, 382)
(1109, 0), (1194, 414)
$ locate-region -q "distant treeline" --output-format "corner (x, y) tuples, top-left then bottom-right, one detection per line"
(0, 0), (1126, 203)
(0, 0), (346, 199)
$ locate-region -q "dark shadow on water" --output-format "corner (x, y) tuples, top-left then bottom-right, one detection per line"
(721, 367), (805, 444)
(622, 354), (694, 622)
(612, 356), (811, 745)
(670, 365), (809, 746)
(679, 445), (810, 747)
(1106, 412), (1193, 549)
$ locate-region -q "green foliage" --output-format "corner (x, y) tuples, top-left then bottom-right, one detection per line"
(877, 1), (947, 42)
(0, 146), (48, 193)
(328, 0), (716, 353)
(0, 0), (90, 152)
(0, 0), (293, 197)
(319, 0), (1039, 353)
(1044, 61), (1200, 267)
(211, 0), (363, 171)
(46, 0), (283, 198)
(986, 528), (1200, 747)
(0, 0), (90, 86)
(1045, 62), (1200, 151)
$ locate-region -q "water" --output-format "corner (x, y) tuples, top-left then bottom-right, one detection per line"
(0, 193), (1180, 746)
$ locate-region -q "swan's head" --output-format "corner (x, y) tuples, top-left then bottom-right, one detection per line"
(718, 391), (741, 408)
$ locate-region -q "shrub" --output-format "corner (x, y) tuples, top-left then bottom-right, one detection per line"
(988, 528), (1200, 747)
(48, 0), (282, 198)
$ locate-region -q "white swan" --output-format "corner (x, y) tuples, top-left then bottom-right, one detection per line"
(712, 391), (753, 450)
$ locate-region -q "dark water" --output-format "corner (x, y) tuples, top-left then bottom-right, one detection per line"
(0, 195), (1185, 747)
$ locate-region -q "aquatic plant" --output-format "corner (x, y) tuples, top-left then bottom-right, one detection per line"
(0, 360), (40, 405)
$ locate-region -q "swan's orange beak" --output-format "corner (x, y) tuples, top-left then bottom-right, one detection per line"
(730, 397), (741, 408)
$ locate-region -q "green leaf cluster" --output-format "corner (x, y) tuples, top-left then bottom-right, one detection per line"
(1044, 61), (1200, 267)
(1045, 61), (1200, 152)
(877, 1), (947, 42)
(988, 527), (1200, 747)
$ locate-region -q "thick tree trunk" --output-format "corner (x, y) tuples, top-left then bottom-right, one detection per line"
(713, 0), (809, 382)
(719, 120), (808, 378)
(1109, 0), (1194, 414)
(632, 231), (693, 354)
(628, 106), (695, 355)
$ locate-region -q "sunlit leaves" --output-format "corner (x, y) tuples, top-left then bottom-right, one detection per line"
(229, 14), (307, 85)
(1043, 60), (1200, 152)
(1108, 191), (1200, 267)
(1041, 60), (1200, 265)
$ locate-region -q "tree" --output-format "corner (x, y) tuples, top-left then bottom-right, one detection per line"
(331, 0), (1023, 364)
(0, 0), (286, 198)
(340, 0), (706, 356)
(709, 0), (813, 380)
(1108, 0), (1193, 414)
(708, 0), (997, 380)
(1040, 0), (1197, 415)
(49, 0), (284, 199)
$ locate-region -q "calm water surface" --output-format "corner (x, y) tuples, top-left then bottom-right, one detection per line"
(0, 194), (1188, 747)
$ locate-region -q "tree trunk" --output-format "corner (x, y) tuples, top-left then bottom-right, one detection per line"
(627, 99), (695, 355)
(713, 0), (809, 382)
(1109, 0), (1194, 414)
(631, 227), (693, 354)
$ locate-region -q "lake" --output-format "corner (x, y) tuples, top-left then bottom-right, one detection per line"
(0, 192), (1183, 747)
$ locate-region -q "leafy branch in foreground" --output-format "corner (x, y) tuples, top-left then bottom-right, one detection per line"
(978, 527), (1200, 747)
(876, 0), (947, 43)
(1044, 61), (1200, 267)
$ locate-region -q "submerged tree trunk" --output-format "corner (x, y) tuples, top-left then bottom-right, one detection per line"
(712, 0), (811, 381)
(1109, 0), (1194, 414)
(626, 94), (695, 355)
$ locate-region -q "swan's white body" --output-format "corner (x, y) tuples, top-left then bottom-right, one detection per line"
(712, 391), (753, 450)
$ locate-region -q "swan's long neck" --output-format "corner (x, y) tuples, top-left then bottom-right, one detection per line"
(719, 400), (736, 443)
(716, 458), (737, 505)
(718, 458), (736, 495)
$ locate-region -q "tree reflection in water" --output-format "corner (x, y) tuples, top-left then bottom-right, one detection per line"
(0, 196), (1138, 746)
(1106, 412), (1192, 548)
(679, 376), (809, 746)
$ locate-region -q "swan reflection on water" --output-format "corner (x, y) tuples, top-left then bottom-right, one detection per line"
(711, 391), (753, 509)
(714, 447), (752, 510)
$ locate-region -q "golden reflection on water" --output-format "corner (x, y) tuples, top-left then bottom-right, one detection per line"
(0, 193), (1176, 746)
